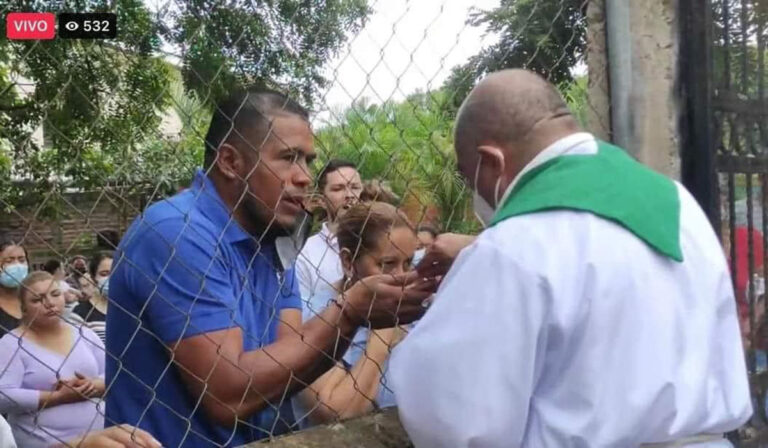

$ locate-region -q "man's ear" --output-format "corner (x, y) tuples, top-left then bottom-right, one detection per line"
(214, 143), (244, 181)
(339, 248), (354, 278)
(476, 145), (506, 179)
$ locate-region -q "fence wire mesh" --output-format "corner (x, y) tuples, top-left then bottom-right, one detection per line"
(0, 0), (610, 446)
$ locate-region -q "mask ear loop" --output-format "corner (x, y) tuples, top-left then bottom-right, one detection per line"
(473, 155), (483, 193)
(475, 153), (506, 209)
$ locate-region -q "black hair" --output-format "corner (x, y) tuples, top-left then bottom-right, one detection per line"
(89, 251), (114, 279)
(42, 259), (61, 275)
(0, 236), (29, 263)
(203, 88), (310, 169)
(316, 159), (358, 192)
(417, 225), (439, 239)
(96, 230), (120, 250)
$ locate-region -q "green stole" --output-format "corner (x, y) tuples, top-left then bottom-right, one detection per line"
(490, 140), (683, 262)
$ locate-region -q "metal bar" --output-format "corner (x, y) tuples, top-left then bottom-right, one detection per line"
(713, 93), (768, 116)
(741, 0), (749, 95)
(605, 0), (634, 154)
(758, 9), (766, 154)
(747, 173), (758, 378)
(724, 0), (733, 89)
(680, 0), (719, 226)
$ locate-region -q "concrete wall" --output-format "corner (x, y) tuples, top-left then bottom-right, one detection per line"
(586, 0), (681, 179)
(247, 408), (411, 448)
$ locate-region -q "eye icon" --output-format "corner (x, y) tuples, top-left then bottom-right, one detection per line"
(64, 21), (79, 31)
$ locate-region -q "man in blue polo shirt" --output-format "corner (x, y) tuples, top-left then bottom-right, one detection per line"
(105, 90), (435, 448)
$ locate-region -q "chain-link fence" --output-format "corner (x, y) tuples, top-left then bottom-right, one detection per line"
(0, 0), (687, 447)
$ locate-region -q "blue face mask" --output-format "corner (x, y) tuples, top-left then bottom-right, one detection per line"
(97, 277), (109, 297)
(0, 263), (29, 288)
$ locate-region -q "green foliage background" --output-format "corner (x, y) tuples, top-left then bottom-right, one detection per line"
(0, 0), (589, 234)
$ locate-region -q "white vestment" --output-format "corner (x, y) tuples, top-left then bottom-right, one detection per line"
(390, 136), (752, 448)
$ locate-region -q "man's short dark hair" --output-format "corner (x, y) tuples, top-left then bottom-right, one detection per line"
(417, 225), (439, 239)
(42, 259), (61, 275)
(316, 159), (358, 192)
(203, 89), (309, 169)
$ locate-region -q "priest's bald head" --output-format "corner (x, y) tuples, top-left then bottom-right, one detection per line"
(454, 69), (581, 213)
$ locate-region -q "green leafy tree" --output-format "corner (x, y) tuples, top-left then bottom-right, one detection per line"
(167, 0), (370, 106)
(316, 90), (479, 234)
(116, 79), (210, 196)
(0, 0), (372, 211)
(315, 83), (591, 234)
(443, 0), (587, 112)
(0, 0), (171, 211)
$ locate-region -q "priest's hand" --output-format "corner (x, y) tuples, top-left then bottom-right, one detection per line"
(340, 272), (437, 329)
(415, 233), (476, 278)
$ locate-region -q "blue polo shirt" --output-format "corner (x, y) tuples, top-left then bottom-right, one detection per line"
(105, 170), (302, 448)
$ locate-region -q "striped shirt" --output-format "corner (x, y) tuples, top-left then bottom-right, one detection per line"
(73, 301), (107, 343)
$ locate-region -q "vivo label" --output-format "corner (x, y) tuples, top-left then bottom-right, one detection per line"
(6, 13), (56, 40)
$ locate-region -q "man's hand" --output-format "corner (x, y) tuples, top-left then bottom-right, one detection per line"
(415, 233), (476, 278)
(62, 425), (161, 448)
(341, 272), (437, 329)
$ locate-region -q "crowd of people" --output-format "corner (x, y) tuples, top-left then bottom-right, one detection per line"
(0, 245), (117, 447)
(0, 69), (757, 447)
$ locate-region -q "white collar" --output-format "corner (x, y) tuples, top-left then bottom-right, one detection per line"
(317, 222), (340, 250)
(320, 221), (332, 236)
(320, 222), (335, 241)
(495, 132), (597, 210)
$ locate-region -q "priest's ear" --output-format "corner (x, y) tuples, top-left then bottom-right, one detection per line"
(340, 248), (355, 278)
(476, 145), (506, 179)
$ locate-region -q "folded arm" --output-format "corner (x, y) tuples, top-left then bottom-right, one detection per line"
(0, 337), (90, 412)
(296, 327), (399, 424)
(172, 301), (358, 426)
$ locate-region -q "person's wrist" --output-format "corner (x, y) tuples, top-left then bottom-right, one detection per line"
(365, 332), (393, 358)
(334, 288), (365, 330)
(365, 342), (390, 360)
(48, 389), (63, 406)
(332, 298), (360, 332)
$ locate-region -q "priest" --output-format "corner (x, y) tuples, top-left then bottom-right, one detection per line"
(390, 69), (752, 447)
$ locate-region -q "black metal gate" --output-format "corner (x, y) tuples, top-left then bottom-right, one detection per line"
(681, 0), (768, 445)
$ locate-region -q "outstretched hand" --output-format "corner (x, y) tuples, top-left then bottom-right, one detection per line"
(415, 233), (476, 278)
(342, 271), (438, 329)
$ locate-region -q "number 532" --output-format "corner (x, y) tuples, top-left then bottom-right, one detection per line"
(83, 21), (110, 32)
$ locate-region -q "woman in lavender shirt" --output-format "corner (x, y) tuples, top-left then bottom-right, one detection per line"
(0, 271), (105, 448)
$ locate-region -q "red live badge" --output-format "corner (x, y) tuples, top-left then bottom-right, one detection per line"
(6, 13), (56, 40)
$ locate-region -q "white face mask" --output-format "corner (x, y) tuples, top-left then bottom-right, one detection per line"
(472, 156), (502, 228)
